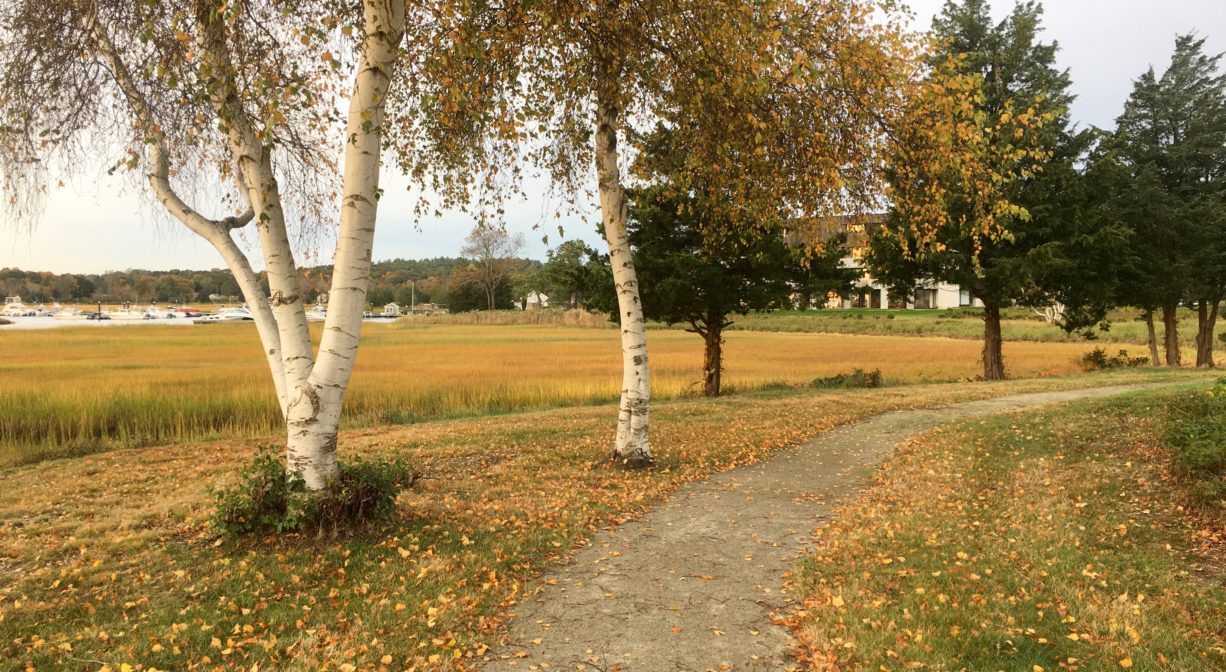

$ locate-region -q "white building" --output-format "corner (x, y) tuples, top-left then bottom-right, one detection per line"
(519, 292), (549, 310)
(792, 214), (981, 310)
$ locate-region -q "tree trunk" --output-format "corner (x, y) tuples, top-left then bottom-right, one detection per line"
(594, 76), (652, 467)
(197, 10), (328, 486)
(982, 301), (1005, 380)
(1195, 299), (1219, 368)
(296, 0), (405, 490)
(87, 19), (291, 416)
(1143, 309), (1160, 367)
(702, 321), (723, 397)
(1162, 303), (1182, 368)
(97, 1), (403, 491)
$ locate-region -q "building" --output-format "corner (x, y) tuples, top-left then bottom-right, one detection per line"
(520, 292), (549, 310)
(788, 214), (979, 310)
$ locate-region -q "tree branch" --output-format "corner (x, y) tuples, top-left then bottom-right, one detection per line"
(220, 209), (256, 230)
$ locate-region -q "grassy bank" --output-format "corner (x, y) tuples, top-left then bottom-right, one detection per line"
(0, 371), (1209, 672)
(790, 386), (1226, 671)
(733, 307), (1213, 348)
(0, 322), (1108, 467)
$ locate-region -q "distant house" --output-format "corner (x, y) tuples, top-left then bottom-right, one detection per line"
(787, 214), (979, 310)
(521, 292), (549, 310)
(382, 302), (401, 317)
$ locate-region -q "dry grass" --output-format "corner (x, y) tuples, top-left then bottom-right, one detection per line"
(790, 389), (1226, 671)
(402, 309), (613, 328)
(0, 322), (1110, 466)
(0, 371), (1207, 672)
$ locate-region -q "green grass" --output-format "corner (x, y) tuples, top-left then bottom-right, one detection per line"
(1162, 382), (1226, 506)
(791, 387), (1226, 671)
(733, 306), (1212, 348)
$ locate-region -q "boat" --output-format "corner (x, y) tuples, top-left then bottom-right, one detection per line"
(305, 305), (327, 323)
(2, 296), (36, 317)
(53, 307), (89, 320)
(107, 303), (147, 320)
(143, 304), (177, 319)
(193, 307), (254, 324)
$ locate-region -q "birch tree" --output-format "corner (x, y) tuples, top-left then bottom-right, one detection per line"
(0, 0), (406, 489)
(392, 0), (923, 466)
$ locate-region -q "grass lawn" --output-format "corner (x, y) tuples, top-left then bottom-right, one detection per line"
(732, 307), (1214, 349)
(0, 370), (1210, 672)
(0, 322), (1108, 467)
(790, 386), (1226, 671)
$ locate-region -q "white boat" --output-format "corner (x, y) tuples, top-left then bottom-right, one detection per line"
(107, 303), (147, 320)
(305, 305), (327, 323)
(143, 304), (177, 319)
(53, 308), (89, 320)
(193, 307), (254, 324)
(2, 296), (36, 317)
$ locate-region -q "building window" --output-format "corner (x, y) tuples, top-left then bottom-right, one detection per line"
(959, 288), (971, 307)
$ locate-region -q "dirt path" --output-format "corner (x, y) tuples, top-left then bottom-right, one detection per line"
(478, 384), (1166, 672)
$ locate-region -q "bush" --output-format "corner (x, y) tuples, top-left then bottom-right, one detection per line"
(212, 445), (418, 536)
(1079, 347), (1148, 371)
(811, 368), (884, 389)
(1163, 381), (1226, 507)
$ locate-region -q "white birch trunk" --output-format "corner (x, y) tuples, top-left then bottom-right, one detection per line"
(195, 13), (326, 484)
(95, 3), (404, 490)
(292, 0), (406, 489)
(87, 20), (291, 416)
(594, 86), (653, 467)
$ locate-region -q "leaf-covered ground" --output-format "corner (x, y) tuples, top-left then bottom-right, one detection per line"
(0, 370), (1208, 671)
(790, 388), (1226, 671)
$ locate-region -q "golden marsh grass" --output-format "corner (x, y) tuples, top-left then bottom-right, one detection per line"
(0, 321), (1111, 465)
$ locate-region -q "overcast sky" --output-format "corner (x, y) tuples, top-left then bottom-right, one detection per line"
(4, 0), (1225, 274)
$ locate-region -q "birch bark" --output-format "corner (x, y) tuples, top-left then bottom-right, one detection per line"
(594, 80), (652, 467)
(88, 19), (291, 416)
(93, 1), (404, 490)
(302, 0), (406, 489)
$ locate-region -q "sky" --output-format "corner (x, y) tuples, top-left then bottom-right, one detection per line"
(3, 0), (1225, 275)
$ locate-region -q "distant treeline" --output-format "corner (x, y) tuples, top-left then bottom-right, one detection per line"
(0, 256), (542, 309)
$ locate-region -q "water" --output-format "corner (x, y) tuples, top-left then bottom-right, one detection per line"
(0, 316), (199, 330)
(0, 316), (399, 330)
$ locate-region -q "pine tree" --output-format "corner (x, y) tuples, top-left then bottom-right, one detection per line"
(1112, 36), (1226, 368)
(870, 0), (1117, 380)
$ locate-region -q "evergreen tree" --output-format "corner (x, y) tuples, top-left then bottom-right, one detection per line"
(869, 0), (1115, 379)
(1111, 35), (1226, 368)
(627, 188), (801, 397)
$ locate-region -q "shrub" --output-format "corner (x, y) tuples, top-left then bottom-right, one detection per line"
(811, 368), (884, 389)
(1079, 347), (1148, 371)
(1163, 382), (1226, 507)
(212, 445), (418, 536)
